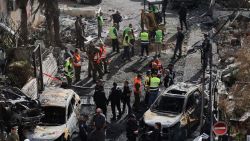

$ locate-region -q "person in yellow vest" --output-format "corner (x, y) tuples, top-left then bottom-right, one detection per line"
(123, 24), (135, 56)
(122, 31), (132, 61)
(148, 72), (161, 106)
(140, 30), (150, 58)
(144, 70), (151, 107)
(97, 12), (104, 38)
(64, 57), (74, 86)
(108, 23), (120, 53)
(155, 28), (164, 57)
(73, 49), (81, 83)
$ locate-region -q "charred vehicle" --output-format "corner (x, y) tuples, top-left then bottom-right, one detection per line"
(0, 87), (43, 132)
(141, 82), (203, 141)
(24, 88), (81, 141)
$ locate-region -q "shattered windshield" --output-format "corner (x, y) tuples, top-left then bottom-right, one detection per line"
(40, 107), (66, 125)
(151, 95), (185, 114)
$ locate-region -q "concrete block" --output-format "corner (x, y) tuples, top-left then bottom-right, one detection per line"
(60, 5), (97, 18)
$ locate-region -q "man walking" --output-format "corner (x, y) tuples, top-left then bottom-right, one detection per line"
(89, 108), (106, 141)
(79, 115), (89, 141)
(99, 42), (109, 73)
(148, 72), (161, 106)
(126, 114), (139, 141)
(73, 49), (81, 83)
(64, 57), (74, 86)
(173, 27), (185, 59)
(111, 11), (122, 30)
(155, 28), (164, 57)
(140, 30), (150, 58)
(93, 47), (104, 82)
(178, 3), (188, 31)
(133, 73), (142, 112)
(123, 24), (135, 56)
(97, 12), (104, 38)
(122, 80), (132, 114)
(108, 82), (122, 120)
(108, 23), (120, 53)
(93, 80), (108, 116)
(122, 31), (131, 61)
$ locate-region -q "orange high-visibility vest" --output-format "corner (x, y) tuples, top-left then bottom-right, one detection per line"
(73, 52), (81, 67)
(99, 46), (107, 59)
(134, 77), (142, 93)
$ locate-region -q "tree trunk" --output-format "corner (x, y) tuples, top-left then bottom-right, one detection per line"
(53, 0), (61, 47)
(19, 0), (28, 45)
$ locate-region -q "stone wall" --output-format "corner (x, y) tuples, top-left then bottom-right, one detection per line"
(21, 53), (58, 99)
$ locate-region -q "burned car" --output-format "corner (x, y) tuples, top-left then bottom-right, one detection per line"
(0, 87), (43, 131)
(24, 88), (81, 141)
(142, 82), (203, 141)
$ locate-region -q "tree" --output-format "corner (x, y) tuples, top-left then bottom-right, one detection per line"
(36, 0), (61, 47)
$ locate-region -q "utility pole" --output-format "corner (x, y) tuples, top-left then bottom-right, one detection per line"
(209, 35), (214, 141)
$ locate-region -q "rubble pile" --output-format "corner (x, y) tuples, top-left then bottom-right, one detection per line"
(217, 0), (250, 8)
(216, 13), (250, 136)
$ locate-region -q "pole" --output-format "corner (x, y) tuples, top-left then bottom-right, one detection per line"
(32, 50), (39, 95)
(199, 50), (206, 133)
(38, 44), (44, 93)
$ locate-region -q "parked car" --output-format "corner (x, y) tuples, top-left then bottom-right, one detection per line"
(24, 88), (81, 141)
(142, 82), (203, 141)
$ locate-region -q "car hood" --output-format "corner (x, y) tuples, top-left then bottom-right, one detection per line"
(143, 109), (182, 128)
(25, 124), (66, 140)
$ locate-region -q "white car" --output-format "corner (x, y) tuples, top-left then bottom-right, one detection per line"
(142, 82), (203, 141)
(25, 88), (81, 141)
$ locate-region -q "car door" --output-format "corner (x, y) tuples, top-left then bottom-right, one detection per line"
(66, 97), (77, 138)
(186, 91), (202, 129)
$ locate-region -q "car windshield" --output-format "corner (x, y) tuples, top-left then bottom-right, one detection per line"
(151, 95), (185, 114)
(40, 107), (66, 125)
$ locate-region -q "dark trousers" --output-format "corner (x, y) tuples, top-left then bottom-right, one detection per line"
(88, 60), (93, 77)
(98, 25), (102, 38)
(74, 66), (81, 82)
(179, 17), (188, 30)
(133, 93), (140, 111)
(93, 62), (103, 81)
(130, 39), (135, 56)
(101, 58), (108, 73)
(144, 91), (150, 107)
(148, 91), (158, 106)
(122, 98), (131, 114)
(123, 46), (130, 60)
(173, 43), (182, 58)
(0, 63), (5, 74)
(141, 43), (149, 56)
(127, 136), (136, 141)
(66, 76), (72, 86)
(112, 39), (120, 53)
(111, 103), (121, 118)
(76, 34), (85, 50)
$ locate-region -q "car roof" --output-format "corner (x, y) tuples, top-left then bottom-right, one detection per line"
(162, 82), (200, 97)
(39, 88), (75, 107)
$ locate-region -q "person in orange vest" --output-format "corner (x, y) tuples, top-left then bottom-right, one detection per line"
(93, 47), (104, 82)
(99, 42), (109, 74)
(73, 49), (81, 83)
(133, 73), (142, 112)
(151, 57), (163, 77)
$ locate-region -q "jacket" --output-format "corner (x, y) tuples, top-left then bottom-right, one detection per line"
(108, 87), (122, 104)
